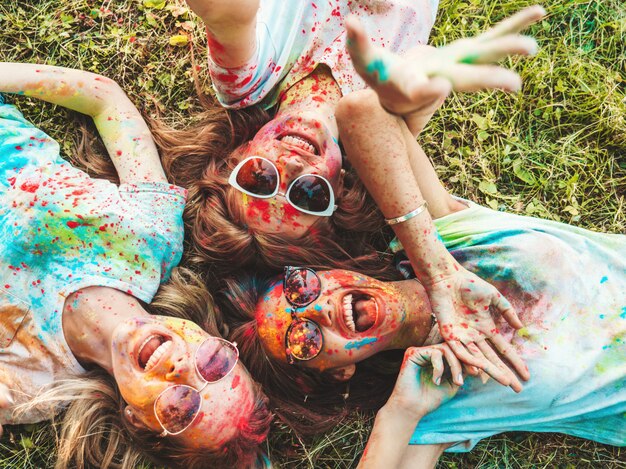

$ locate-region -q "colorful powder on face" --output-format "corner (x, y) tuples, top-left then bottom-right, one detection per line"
(345, 337), (378, 350)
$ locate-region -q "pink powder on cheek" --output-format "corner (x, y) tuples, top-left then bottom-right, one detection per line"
(245, 198), (272, 224)
(231, 375), (241, 389)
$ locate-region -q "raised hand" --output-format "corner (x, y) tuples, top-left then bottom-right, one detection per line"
(426, 267), (529, 391)
(345, 5), (546, 116)
(386, 344), (462, 418)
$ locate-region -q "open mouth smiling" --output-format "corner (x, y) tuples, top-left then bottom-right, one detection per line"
(137, 335), (172, 372)
(280, 134), (319, 155)
(341, 293), (379, 333)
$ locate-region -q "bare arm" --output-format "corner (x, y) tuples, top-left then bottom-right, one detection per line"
(185, 0), (258, 68)
(359, 345), (459, 469)
(337, 89), (528, 389)
(0, 62), (166, 184)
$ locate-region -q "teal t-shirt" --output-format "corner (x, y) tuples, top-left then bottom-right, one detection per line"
(0, 100), (186, 424)
(394, 201), (626, 450)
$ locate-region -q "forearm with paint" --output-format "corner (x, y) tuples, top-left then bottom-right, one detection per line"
(0, 63), (166, 184)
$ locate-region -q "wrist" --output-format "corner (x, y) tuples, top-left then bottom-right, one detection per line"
(380, 399), (426, 424)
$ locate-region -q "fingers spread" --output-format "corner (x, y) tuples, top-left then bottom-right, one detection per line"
(442, 64), (522, 92)
(476, 340), (523, 392)
(459, 35), (538, 64)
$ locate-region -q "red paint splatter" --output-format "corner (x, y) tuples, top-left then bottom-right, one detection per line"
(20, 182), (39, 193)
(231, 375), (241, 389)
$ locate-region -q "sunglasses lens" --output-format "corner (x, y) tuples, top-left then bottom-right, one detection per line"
(286, 320), (323, 361)
(288, 175), (331, 213)
(154, 386), (201, 434)
(285, 268), (321, 307)
(196, 338), (239, 383)
(235, 158), (278, 196)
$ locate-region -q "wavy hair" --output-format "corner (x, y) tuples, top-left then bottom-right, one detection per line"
(145, 92), (392, 278)
(14, 267), (271, 469)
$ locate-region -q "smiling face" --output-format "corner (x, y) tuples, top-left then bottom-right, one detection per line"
(233, 114), (343, 237)
(110, 316), (256, 449)
(255, 269), (413, 372)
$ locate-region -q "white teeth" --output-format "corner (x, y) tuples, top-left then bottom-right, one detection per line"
(342, 294), (356, 332)
(281, 135), (317, 154)
(144, 340), (172, 372)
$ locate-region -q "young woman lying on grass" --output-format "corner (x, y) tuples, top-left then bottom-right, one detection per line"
(165, 4), (547, 386)
(217, 57), (625, 466)
(0, 63), (270, 469)
(170, 0), (542, 272)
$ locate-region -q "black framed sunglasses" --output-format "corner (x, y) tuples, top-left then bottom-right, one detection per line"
(283, 266), (324, 364)
(229, 156), (337, 216)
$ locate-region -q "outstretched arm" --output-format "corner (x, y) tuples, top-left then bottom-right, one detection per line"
(185, 0), (258, 68)
(345, 5), (546, 137)
(0, 63), (166, 184)
(337, 89), (527, 390)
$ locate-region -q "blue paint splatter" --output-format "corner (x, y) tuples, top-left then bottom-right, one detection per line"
(345, 337), (378, 350)
(620, 307), (626, 319)
(600, 276), (608, 284)
(366, 59), (389, 82)
(314, 304), (323, 312)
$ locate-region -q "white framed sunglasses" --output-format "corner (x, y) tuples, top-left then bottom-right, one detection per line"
(228, 156), (337, 217)
(152, 337), (239, 437)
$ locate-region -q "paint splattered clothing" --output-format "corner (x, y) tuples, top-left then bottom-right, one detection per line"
(0, 101), (186, 424)
(392, 200), (626, 449)
(208, 0), (439, 109)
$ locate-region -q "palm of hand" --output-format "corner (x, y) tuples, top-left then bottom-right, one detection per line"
(428, 273), (503, 343)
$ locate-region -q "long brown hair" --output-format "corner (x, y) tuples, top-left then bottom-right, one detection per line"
(147, 91), (393, 278)
(216, 270), (405, 436)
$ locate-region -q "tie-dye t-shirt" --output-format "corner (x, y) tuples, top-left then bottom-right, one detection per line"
(208, 0), (440, 109)
(0, 100), (186, 424)
(392, 200), (626, 450)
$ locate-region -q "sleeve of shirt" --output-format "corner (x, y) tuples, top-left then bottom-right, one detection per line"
(0, 99), (64, 189)
(117, 182), (187, 286)
(208, 22), (278, 109)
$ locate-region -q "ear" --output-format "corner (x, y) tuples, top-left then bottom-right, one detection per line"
(124, 405), (151, 431)
(327, 364), (356, 382)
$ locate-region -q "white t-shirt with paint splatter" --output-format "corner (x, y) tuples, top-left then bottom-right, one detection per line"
(208, 0), (440, 109)
(392, 201), (626, 449)
(0, 101), (186, 424)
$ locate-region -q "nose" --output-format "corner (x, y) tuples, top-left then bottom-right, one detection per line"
(283, 157), (305, 176)
(164, 355), (204, 388)
(301, 300), (333, 328)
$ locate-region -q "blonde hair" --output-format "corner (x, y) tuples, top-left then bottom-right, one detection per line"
(14, 268), (271, 469)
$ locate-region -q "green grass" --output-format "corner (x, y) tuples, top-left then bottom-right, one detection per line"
(1, 0), (624, 467)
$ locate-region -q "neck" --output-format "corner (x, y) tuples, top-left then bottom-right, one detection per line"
(276, 65), (343, 137)
(62, 287), (149, 373)
(388, 279), (435, 349)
